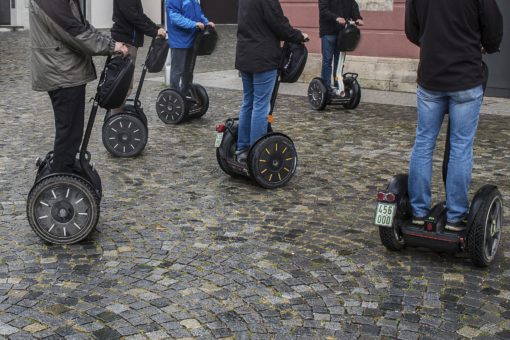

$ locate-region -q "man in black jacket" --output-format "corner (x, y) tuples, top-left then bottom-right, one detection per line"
(405, 0), (503, 231)
(111, 0), (166, 113)
(319, 0), (363, 88)
(234, 0), (307, 162)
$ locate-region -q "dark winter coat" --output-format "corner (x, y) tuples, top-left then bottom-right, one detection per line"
(319, 0), (362, 37)
(405, 0), (503, 91)
(235, 0), (305, 74)
(29, 0), (114, 92)
(111, 0), (160, 48)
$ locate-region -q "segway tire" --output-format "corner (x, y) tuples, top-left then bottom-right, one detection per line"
(378, 174), (408, 251)
(156, 89), (188, 124)
(342, 78), (361, 110)
(102, 113), (148, 157)
(216, 123), (242, 178)
(307, 78), (328, 111)
(467, 185), (503, 267)
(248, 134), (297, 189)
(124, 104), (148, 127)
(189, 84), (209, 118)
(27, 175), (100, 245)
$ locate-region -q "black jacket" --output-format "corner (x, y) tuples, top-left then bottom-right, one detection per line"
(405, 0), (503, 92)
(235, 0), (305, 73)
(319, 0), (362, 37)
(111, 0), (159, 48)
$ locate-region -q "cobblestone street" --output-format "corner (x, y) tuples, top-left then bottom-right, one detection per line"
(1, 27), (510, 339)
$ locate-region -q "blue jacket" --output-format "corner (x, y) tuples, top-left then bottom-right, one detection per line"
(166, 0), (209, 48)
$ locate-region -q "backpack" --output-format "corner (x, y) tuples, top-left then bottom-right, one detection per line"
(97, 56), (134, 109)
(337, 23), (361, 52)
(145, 37), (170, 73)
(280, 42), (308, 83)
(196, 27), (218, 56)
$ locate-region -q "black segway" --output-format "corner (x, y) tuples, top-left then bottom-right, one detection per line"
(155, 27), (217, 124)
(215, 41), (308, 189)
(102, 37), (169, 157)
(308, 21), (362, 110)
(27, 56), (134, 244)
(375, 63), (503, 267)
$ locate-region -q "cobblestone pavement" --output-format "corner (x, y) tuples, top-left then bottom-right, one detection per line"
(1, 27), (510, 339)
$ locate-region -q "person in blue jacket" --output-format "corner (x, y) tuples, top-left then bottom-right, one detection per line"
(166, 0), (214, 95)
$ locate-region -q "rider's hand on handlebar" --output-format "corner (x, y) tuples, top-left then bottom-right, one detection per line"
(336, 17), (346, 26)
(207, 22), (215, 28)
(355, 19), (364, 26)
(157, 28), (167, 38)
(114, 42), (129, 57)
(196, 22), (205, 30)
(302, 32), (309, 42)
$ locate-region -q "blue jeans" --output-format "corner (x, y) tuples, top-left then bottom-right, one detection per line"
(408, 85), (484, 223)
(321, 35), (340, 88)
(237, 70), (278, 151)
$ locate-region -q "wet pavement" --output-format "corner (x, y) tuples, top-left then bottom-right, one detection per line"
(1, 26), (510, 339)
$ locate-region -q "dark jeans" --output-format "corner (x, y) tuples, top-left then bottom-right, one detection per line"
(321, 35), (340, 88)
(48, 85), (86, 173)
(170, 48), (193, 94)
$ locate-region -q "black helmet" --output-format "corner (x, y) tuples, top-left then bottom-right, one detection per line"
(337, 23), (361, 52)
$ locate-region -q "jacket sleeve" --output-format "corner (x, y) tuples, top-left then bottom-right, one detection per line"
(167, 0), (197, 30)
(262, 0), (304, 43)
(35, 0), (114, 55)
(405, 0), (420, 46)
(118, 0), (159, 38)
(319, 0), (341, 23)
(351, 1), (363, 20)
(479, 0), (503, 53)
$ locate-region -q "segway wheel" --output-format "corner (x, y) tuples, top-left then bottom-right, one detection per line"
(189, 84), (209, 118)
(102, 113), (148, 157)
(307, 78), (328, 111)
(27, 175), (100, 245)
(248, 134), (297, 189)
(342, 78), (361, 110)
(378, 174), (409, 251)
(216, 122), (242, 178)
(156, 89), (188, 124)
(467, 186), (503, 267)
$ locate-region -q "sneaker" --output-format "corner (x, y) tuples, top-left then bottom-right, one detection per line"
(235, 149), (249, 163)
(411, 216), (427, 226)
(445, 219), (468, 232)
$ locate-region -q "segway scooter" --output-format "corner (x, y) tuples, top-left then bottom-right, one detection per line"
(155, 27), (218, 124)
(102, 37), (169, 157)
(27, 56), (134, 244)
(374, 63), (503, 267)
(308, 21), (362, 110)
(215, 41), (308, 189)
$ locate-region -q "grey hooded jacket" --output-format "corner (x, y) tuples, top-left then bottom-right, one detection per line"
(29, 0), (115, 92)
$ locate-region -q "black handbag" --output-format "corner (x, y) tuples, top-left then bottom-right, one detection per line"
(337, 23), (361, 52)
(97, 56), (134, 109)
(196, 27), (218, 56)
(145, 37), (170, 73)
(280, 42), (308, 83)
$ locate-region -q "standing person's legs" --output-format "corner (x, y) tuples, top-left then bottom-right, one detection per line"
(321, 35), (337, 88)
(445, 85), (483, 225)
(170, 48), (189, 92)
(408, 86), (448, 221)
(250, 69), (278, 146)
(48, 84), (86, 173)
(112, 45), (138, 114)
(333, 43), (340, 88)
(237, 72), (254, 153)
(180, 48), (194, 95)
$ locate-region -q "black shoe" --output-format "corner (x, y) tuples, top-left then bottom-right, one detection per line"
(235, 149), (248, 164)
(445, 219), (468, 232)
(411, 216), (427, 226)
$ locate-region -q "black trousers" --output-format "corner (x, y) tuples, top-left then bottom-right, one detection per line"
(48, 85), (86, 173)
(170, 48), (193, 95)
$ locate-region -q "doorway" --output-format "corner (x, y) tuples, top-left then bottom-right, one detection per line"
(484, 0), (509, 98)
(0, 0), (11, 25)
(201, 0), (238, 24)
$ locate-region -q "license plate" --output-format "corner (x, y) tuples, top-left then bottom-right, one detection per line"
(375, 202), (397, 227)
(214, 132), (224, 148)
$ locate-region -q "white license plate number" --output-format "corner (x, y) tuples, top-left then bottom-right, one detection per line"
(375, 202), (397, 227)
(215, 132), (224, 148)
